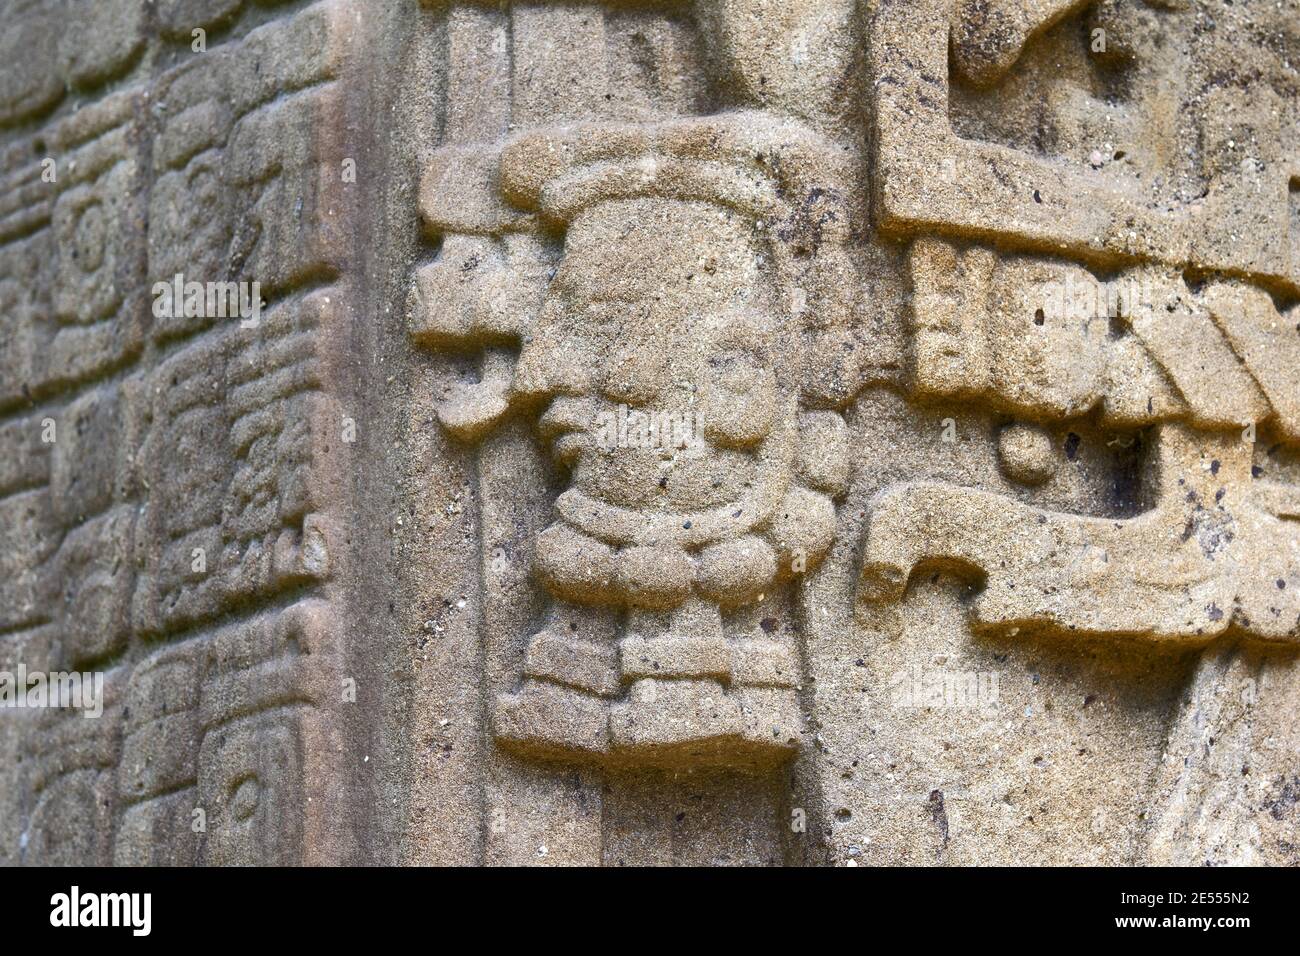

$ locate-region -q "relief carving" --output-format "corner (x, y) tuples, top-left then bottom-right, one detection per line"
(411, 113), (859, 766)
(861, 238), (1300, 645)
(395, 0), (1298, 866)
(1, 0), (1296, 868)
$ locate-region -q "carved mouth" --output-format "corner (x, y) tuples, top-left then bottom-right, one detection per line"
(539, 397), (595, 465)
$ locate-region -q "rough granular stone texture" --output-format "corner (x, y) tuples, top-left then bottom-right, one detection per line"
(0, 0), (1297, 866)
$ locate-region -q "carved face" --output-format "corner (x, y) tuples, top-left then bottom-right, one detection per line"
(515, 197), (794, 520)
(509, 195), (839, 613)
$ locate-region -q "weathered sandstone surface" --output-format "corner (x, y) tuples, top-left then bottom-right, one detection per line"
(1, 0), (1297, 865)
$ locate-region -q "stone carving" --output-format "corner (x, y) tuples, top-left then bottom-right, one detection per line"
(399, 0), (1298, 863)
(0, 0), (357, 867)
(1, 0), (1297, 866)
(872, 0), (1298, 284)
(411, 113), (858, 766)
(862, 239), (1300, 644)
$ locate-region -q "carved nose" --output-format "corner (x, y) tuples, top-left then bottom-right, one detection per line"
(600, 342), (668, 406)
(514, 325), (590, 399)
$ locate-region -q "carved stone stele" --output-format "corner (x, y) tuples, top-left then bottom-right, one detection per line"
(0, 0), (1297, 865)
